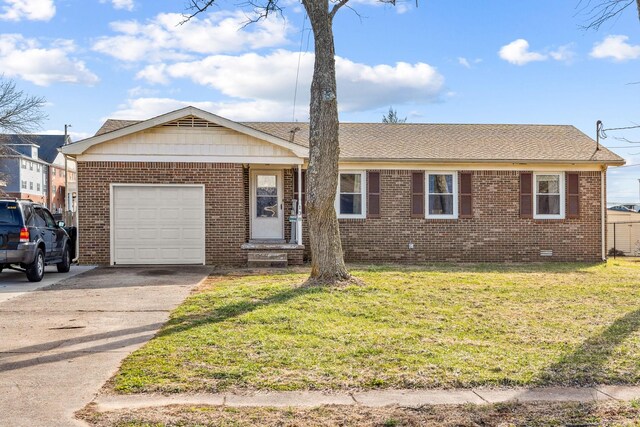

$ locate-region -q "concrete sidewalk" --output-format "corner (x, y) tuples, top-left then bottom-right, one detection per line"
(0, 266), (211, 427)
(93, 385), (640, 411)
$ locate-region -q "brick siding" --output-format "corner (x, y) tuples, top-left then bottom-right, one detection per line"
(78, 163), (604, 266)
(77, 161), (247, 265)
(325, 170), (604, 263)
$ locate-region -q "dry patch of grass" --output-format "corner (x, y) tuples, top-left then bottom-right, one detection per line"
(112, 260), (640, 393)
(78, 400), (640, 427)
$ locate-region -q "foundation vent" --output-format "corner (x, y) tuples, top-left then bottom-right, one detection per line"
(163, 116), (222, 129)
(540, 249), (553, 257)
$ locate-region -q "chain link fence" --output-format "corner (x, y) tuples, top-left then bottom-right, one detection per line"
(608, 222), (640, 257)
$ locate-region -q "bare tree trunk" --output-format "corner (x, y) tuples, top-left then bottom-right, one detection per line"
(301, 0), (350, 284)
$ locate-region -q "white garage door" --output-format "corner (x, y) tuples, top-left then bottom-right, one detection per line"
(112, 185), (205, 265)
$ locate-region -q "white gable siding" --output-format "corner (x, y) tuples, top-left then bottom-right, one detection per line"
(81, 125), (300, 163)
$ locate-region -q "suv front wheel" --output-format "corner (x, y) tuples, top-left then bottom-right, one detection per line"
(26, 249), (45, 282)
(57, 245), (71, 273)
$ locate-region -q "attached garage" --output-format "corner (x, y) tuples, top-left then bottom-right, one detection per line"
(111, 185), (205, 265)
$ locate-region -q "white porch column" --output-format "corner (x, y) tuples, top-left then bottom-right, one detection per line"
(297, 165), (303, 246)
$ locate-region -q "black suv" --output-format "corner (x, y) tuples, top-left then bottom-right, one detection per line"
(0, 200), (72, 282)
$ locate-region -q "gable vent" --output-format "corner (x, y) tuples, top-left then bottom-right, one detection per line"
(163, 116), (222, 129)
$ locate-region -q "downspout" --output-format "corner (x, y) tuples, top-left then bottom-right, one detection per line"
(601, 166), (606, 261)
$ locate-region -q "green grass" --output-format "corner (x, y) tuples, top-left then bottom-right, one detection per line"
(112, 259), (640, 393)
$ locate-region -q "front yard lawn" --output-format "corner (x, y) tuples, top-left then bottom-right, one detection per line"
(112, 259), (640, 393)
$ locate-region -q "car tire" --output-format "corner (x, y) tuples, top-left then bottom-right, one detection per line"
(57, 245), (71, 273)
(26, 249), (45, 282)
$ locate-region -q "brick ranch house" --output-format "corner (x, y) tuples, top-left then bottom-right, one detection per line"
(60, 106), (624, 266)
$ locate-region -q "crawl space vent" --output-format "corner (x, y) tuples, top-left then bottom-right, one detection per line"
(540, 249), (553, 257)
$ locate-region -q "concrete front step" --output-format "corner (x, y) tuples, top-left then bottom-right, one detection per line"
(247, 252), (288, 268)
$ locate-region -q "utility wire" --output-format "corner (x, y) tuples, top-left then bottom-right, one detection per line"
(292, 14), (307, 123)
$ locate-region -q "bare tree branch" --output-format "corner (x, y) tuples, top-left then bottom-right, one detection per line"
(329, 0), (350, 21)
(181, 0), (283, 25)
(0, 77), (47, 135)
(578, 0), (640, 30)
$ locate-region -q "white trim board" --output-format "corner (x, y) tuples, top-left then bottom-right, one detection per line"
(62, 106), (308, 158)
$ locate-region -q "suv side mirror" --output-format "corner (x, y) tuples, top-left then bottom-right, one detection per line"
(57, 221), (65, 228)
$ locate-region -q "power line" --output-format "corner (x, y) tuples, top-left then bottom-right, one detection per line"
(291, 14), (307, 122)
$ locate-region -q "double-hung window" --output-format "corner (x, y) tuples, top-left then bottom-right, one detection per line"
(336, 171), (366, 218)
(533, 172), (565, 219)
(426, 172), (458, 219)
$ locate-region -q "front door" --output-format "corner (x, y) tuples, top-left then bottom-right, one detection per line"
(251, 170), (283, 240)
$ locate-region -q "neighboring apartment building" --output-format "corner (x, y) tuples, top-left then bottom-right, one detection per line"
(0, 135), (77, 213)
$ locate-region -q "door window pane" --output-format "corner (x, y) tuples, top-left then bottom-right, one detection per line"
(256, 175), (278, 218)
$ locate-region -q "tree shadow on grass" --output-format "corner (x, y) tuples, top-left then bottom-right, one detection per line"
(537, 308), (640, 386)
(352, 262), (605, 275)
(157, 283), (326, 338)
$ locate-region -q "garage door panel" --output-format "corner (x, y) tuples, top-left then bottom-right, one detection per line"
(113, 185), (205, 265)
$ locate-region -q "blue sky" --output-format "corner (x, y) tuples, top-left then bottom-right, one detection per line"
(1, 0), (639, 202)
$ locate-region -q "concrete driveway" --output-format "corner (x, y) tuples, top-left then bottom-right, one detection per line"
(0, 266), (211, 427)
(0, 265), (96, 304)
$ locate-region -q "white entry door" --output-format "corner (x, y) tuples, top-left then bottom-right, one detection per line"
(251, 170), (283, 240)
(112, 185), (205, 265)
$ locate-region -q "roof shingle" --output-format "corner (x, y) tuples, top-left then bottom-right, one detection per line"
(89, 119), (625, 164)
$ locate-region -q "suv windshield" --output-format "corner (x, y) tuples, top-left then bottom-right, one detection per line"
(0, 202), (22, 225)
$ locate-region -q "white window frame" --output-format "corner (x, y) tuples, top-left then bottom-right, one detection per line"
(533, 172), (565, 220)
(335, 170), (367, 219)
(425, 171), (458, 219)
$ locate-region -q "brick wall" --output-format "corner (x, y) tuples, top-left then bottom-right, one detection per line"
(294, 170), (604, 263)
(77, 161), (247, 265)
(78, 163), (604, 266)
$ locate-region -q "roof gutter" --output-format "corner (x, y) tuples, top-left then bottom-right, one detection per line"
(337, 157), (627, 166)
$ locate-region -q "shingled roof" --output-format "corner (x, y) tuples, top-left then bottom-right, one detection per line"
(0, 134), (68, 163)
(91, 118), (624, 164)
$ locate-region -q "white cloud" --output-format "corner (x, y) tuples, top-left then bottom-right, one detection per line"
(92, 11), (292, 62)
(0, 34), (99, 86)
(458, 57), (471, 68)
(100, 0), (134, 11)
(136, 50), (445, 113)
(549, 43), (576, 63)
(0, 0), (55, 21)
(590, 35), (640, 62)
(458, 57), (482, 68)
(108, 97), (288, 122)
(499, 39), (547, 65)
